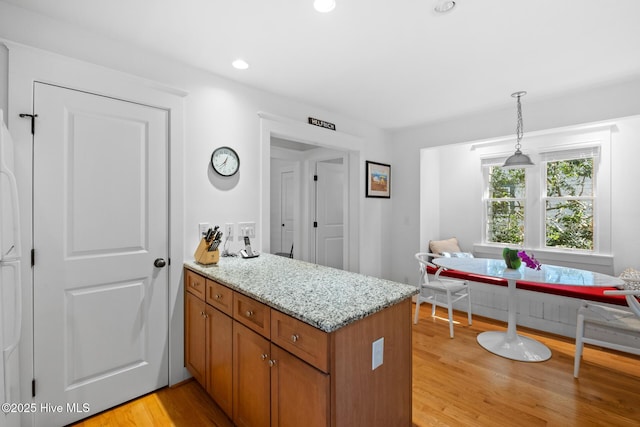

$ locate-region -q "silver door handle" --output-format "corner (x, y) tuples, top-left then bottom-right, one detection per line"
(154, 258), (167, 268)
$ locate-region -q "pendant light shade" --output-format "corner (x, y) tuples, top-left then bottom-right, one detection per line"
(502, 91), (534, 168)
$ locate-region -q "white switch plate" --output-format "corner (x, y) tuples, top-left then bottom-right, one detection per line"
(372, 337), (384, 370)
(198, 222), (211, 240)
(225, 223), (234, 240)
(238, 222), (256, 239)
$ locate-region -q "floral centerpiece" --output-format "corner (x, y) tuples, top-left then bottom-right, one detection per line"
(502, 248), (521, 269)
(502, 248), (542, 270)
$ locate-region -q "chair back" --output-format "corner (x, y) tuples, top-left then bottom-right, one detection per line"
(620, 268), (640, 317)
(415, 252), (440, 286)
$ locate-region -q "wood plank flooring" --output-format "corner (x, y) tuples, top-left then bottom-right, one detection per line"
(70, 305), (640, 426)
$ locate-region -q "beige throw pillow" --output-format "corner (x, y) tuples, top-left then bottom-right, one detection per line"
(429, 237), (461, 255)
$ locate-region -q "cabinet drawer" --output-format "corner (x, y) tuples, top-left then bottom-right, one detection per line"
(206, 280), (233, 316)
(271, 310), (329, 373)
(233, 293), (270, 338)
(185, 269), (205, 300)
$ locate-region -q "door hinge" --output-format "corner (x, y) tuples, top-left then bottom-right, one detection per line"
(313, 175), (318, 181)
(19, 113), (38, 135)
(32, 379), (36, 397)
(313, 221), (318, 228)
(31, 249), (35, 267)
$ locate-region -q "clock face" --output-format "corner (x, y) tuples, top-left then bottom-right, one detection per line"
(211, 146), (240, 177)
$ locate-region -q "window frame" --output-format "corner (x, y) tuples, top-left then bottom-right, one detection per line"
(541, 147), (599, 251)
(478, 127), (611, 255)
(482, 161), (527, 245)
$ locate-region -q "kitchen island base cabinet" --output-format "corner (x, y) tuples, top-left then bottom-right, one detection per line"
(185, 291), (206, 386)
(233, 322), (271, 427)
(184, 265), (414, 427)
(206, 306), (233, 418)
(271, 345), (330, 427)
(185, 269), (233, 419)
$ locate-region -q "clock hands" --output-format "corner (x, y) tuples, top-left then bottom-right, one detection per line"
(216, 156), (228, 169)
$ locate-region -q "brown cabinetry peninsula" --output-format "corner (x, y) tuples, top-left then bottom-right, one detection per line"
(184, 254), (415, 426)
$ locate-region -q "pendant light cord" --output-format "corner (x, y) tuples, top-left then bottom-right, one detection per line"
(513, 91), (526, 151)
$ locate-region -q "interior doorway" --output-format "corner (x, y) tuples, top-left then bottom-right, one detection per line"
(260, 113), (362, 272)
(269, 137), (348, 268)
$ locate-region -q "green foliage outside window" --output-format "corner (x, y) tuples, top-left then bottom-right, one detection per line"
(545, 159), (594, 250)
(486, 167), (525, 244)
(485, 158), (595, 250)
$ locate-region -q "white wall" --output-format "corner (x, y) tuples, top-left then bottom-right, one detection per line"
(0, 1), (392, 278)
(0, 4), (394, 424)
(390, 78), (640, 285)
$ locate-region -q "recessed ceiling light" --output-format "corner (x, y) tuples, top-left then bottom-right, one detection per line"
(232, 59), (249, 70)
(314, 0), (336, 13)
(434, 0), (456, 14)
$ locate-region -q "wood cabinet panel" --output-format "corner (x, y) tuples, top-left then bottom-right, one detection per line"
(185, 291), (206, 386)
(270, 345), (330, 427)
(233, 322), (271, 427)
(206, 279), (233, 316)
(233, 292), (271, 338)
(206, 305), (233, 418)
(331, 298), (412, 427)
(185, 268), (206, 300)
(271, 310), (329, 373)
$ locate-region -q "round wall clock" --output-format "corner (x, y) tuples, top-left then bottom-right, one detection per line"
(211, 146), (240, 177)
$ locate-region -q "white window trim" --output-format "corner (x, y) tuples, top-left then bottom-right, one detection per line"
(540, 146), (600, 252)
(476, 126), (612, 255)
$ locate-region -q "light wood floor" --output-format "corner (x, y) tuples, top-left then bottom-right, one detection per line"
(71, 306), (640, 426)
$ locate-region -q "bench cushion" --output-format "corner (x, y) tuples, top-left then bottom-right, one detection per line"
(426, 265), (627, 306)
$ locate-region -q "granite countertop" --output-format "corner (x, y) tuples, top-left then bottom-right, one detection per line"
(184, 253), (418, 333)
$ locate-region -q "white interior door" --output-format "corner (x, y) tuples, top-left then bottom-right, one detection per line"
(315, 160), (344, 269)
(280, 170), (294, 256)
(32, 83), (169, 426)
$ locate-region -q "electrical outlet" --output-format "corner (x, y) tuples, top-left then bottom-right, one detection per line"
(372, 337), (384, 370)
(238, 222), (256, 239)
(198, 223), (211, 240)
(225, 223), (234, 240)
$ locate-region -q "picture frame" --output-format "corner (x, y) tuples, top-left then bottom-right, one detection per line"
(365, 161), (391, 198)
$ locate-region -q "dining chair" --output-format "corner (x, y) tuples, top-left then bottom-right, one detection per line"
(574, 268), (640, 378)
(414, 252), (472, 338)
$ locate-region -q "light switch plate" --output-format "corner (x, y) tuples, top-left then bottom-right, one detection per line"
(225, 223), (234, 239)
(238, 222), (256, 240)
(372, 337), (384, 370)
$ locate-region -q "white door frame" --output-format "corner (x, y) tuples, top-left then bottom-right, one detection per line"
(6, 41), (188, 421)
(259, 112), (362, 272)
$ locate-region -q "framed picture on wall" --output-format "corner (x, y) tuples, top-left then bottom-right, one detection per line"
(365, 161), (391, 198)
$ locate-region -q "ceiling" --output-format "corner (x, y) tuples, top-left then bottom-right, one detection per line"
(3, 0), (640, 130)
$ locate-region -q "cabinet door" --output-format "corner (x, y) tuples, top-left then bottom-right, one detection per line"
(206, 305), (233, 418)
(185, 291), (206, 386)
(233, 322), (271, 427)
(271, 345), (330, 427)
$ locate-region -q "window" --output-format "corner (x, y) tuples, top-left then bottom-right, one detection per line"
(542, 148), (598, 251)
(482, 146), (601, 252)
(484, 166), (526, 245)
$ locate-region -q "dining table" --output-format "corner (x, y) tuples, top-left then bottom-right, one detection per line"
(433, 257), (625, 362)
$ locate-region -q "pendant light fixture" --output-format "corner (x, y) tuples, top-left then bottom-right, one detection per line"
(502, 91), (534, 168)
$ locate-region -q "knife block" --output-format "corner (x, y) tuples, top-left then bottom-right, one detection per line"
(194, 238), (220, 265)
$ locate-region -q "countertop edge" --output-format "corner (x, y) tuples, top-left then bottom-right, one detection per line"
(183, 260), (417, 333)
